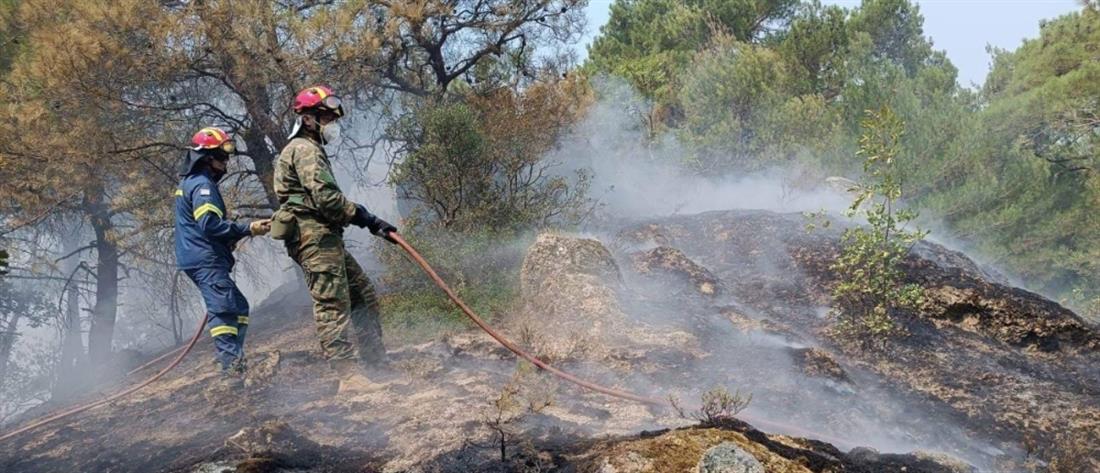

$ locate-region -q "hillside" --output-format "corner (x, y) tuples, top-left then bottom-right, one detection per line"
(1, 210), (1097, 472)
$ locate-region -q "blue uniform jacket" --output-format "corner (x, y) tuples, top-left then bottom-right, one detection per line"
(174, 169), (251, 270)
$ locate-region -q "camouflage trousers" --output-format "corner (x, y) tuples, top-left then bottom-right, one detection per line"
(286, 218), (385, 364)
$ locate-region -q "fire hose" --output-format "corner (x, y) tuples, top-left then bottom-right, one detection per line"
(1, 232), (853, 450)
(0, 314), (207, 443)
(389, 233), (856, 449)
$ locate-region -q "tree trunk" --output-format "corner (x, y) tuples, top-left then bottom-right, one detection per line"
(86, 198), (119, 365)
(238, 82), (283, 211)
(53, 233), (88, 401)
(170, 271), (182, 345)
(249, 143), (280, 210)
(0, 312), (22, 385)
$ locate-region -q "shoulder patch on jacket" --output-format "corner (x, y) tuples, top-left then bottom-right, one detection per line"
(199, 188), (211, 196)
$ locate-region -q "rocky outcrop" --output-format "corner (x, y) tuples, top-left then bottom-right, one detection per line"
(517, 233), (632, 361)
(517, 233), (701, 363)
(697, 441), (764, 473)
(620, 209), (1100, 469)
(630, 246), (720, 296)
(574, 422), (973, 473)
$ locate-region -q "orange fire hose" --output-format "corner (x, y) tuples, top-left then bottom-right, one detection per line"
(126, 343), (187, 377)
(0, 313), (207, 443)
(389, 232), (857, 449)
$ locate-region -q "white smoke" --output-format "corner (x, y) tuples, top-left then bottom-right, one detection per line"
(550, 78), (853, 223)
(536, 77), (1016, 470)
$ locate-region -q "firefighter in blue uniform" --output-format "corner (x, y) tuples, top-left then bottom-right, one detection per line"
(175, 127), (270, 388)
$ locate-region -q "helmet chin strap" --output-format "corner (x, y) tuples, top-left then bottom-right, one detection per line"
(287, 115), (327, 144)
(287, 116), (304, 140)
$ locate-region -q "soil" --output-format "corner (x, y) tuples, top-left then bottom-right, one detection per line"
(2, 209), (1097, 472)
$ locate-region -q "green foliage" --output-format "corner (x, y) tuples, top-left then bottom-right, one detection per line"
(1069, 288), (1100, 322)
(678, 31), (843, 172)
(380, 281), (517, 345)
(586, 0), (707, 102)
(845, 0), (933, 75)
(586, 0), (796, 105)
(391, 85), (593, 232)
(392, 103), (488, 228)
(377, 227), (530, 343)
(917, 8), (1100, 309)
(588, 0), (965, 177)
(777, 2), (851, 97)
(829, 108), (927, 348)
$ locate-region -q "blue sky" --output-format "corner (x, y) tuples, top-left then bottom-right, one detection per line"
(580, 0), (1083, 87)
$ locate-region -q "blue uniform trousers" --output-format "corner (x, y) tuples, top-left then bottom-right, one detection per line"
(184, 267), (250, 370)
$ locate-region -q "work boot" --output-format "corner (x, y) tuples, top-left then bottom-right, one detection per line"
(359, 357), (400, 382)
(218, 369), (245, 390)
(208, 364), (245, 394)
(204, 360), (244, 403)
(330, 358), (379, 394)
(231, 356), (248, 377)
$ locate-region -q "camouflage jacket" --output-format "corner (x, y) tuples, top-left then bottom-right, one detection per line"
(273, 136), (356, 227)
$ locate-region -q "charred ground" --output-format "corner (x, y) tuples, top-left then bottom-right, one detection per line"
(1, 210), (1097, 472)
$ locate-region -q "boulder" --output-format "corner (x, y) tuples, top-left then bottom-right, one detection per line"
(520, 233), (623, 292)
(517, 233), (703, 363)
(848, 447), (976, 473)
(517, 234), (631, 361)
(697, 441), (764, 473)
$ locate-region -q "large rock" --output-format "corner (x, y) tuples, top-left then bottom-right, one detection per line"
(518, 234), (631, 361)
(848, 447), (977, 473)
(521, 233), (624, 291)
(517, 233), (703, 363)
(697, 441), (764, 473)
(574, 423), (975, 473)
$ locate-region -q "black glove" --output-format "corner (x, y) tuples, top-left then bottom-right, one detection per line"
(351, 204), (398, 243)
(367, 216), (398, 244)
(350, 204), (372, 228)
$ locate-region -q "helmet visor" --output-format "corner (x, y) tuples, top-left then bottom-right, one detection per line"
(322, 95), (344, 117)
(220, 140), (237, 155)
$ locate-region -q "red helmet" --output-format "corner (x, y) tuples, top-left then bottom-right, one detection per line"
(191, 127), (236, 154)
(293, 85), (344, 117)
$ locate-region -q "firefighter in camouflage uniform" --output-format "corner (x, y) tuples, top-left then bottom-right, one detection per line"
(271, 85), (397, 392)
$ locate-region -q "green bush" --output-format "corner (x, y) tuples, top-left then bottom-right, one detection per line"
(828, 107), (927, 349)
(377, 226), (533, 343)
(389, 90), (592, 233)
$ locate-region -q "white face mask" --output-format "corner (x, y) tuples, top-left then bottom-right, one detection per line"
(321, 122), (342, 145)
